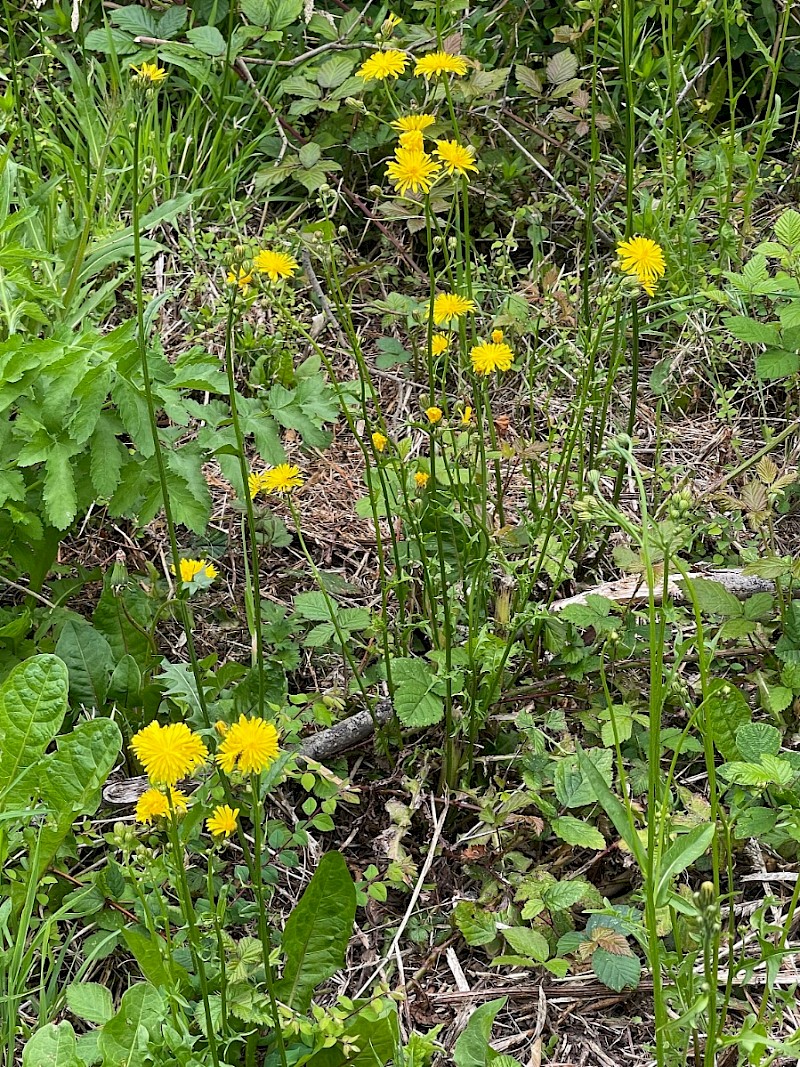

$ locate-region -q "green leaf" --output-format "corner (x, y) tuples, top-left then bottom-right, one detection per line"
(65, 983), (114, 1025)
(718, 757), (794, 788)
(22, 1022), (84, 1067)
(55, 619), (114, 709)
(553, 748), (613, 808)
(391, 658), (445, 728)
(276, 851), (356, 1013)
(241, 0), (271, 24)
(576, 747), (646, 868)
(502, 927), (549, 961)
(0, 655), (68, 805)
(723, 315), (781, 346)
(317, 56), (355, 89)
(186, 25), (227, 55)
(592, 946), (640, 991)
(546, 49), (577, 85)
(298, 142), (322, 168)
(756, 349), (800, 381)
(684, 577), (743, 617)
(453, 901), (498, 946)
(655, 823), (715, 907)
(551, 815), (605, 850)
(35, 718), (121, 880)
(122, 928), (180, 989)
(733, 806), (777, 838)
(736, 722), (782, 762)
(453, 997), (506, 1067)
(44, 442), (78, 530)
(774, 209), (800, 249)
(90, 415), (124, 498)
(98, 984), (165, 1067)
(542, 879), (591, 910)
(706, 681), (751, 760)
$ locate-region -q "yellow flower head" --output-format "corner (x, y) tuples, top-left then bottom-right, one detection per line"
(372, 431), (388, 452)
(254, 248), (298, 282)
(491, 329), (504, 343)
(249, 470), (265, 499)
(171, 558), (218, 584)
(261, 464), (303, 494)
(131, 62), (167, 84)
(470, 340), (514, 375)
(434, 140), (478, 177)
(616, 236), (666, 287)
(207, 804), (240, 837)
(414, 471), (430, 489)
(414, 51), (468, 78)
(386, 148), (440, 197)
(461, 406), (473, 426)
(392, 114), (436, 133)
(215, 720), (230, 736)
(398, 129), (425, 152)
(425, 406), (443, 425)
(356, 49), (408, 81)
(135, 787), (189, 825)
(131, 722), (208, 786)
(381, 12), (402, 35)
(227, 267), (253, 294)
(216, 714), (280, 775)
(640, 277), (657, 297)
(432, 292), (476, 326)
(431, 333), (449, 356)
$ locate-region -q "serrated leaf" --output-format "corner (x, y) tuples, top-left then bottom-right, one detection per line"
(774, 209), (800, 249)
(44, 443), (78, 530)
(515, 64), (542, 94)
(453, 901), (498, 946)
(391, 658), (444, 728)
(592, 945), (640, 991)
(112, 5), (157, 35)
(317, 56), (354, 89)
(298, 142), (322, 168)
(706, 682), (751, 760)
(723, 315), (781, 346)
(502, 927), (549, 961)
(546, 49), (578, 86)
(551, 815), (605, 850)
(241, 0), (271, 23)
(22, 1021), (83, 1067)
(756, 349), (800, 381)
(542, 879), (591, 910)
(685, 577), (743, 617)
(736, 722), (782, 761)
(186, 25), (227, 56)
(553, 748), (613, 808)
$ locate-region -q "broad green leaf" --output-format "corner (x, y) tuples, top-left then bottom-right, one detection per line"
(391, 658), (445, 728)
(98, 984), (165, 1067)
(705, 681), (751, 760)
(316, 56), (354, 89)
(0, 655), (68, 804)
(542, 879), (591, 910)
(453, 901), (498, 946)
(736, 722), (782, 762)
(453, 997), (506, 1067)
(22, 1022), (84, 1067)
(774, 209), (800, 249)
(546, 48), (577, 85)
(551, 815), (605, 850)
(241, 0), (271, 24)
(65, 982), (114, 1025)
(655, 823), (715, 907)
(592, 946), (640, 991)
(684, 577), (742, 617)
(186, 25), (227, 55)
(576, 747), (646, 868)
(733, 806), (777, 838)
(553, 748), (612, 808)
(55, 619), (114, 709)
(756, 349), (800, 381)
(35, 718), (122, 879)
(122, 928), (181, 989)
(502, 927), (549, 961)
(723, 315), (781, 346)
(276, 851), (356, 1013)
(43, 442), (78, 530)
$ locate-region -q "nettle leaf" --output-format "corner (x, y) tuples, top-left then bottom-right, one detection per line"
(736, 722), (782, 762)
(391, 658), (445, 728)
(592, 945), (640, 992)
(453, 901), (498, 946)
(551, 815), (605, 850)
(546, 48), (578, 85)
(706, 681), (751, 760)
(0, 655), (68, 805)
(276, 851), (356, 1013)
(685, 577), (743, 617)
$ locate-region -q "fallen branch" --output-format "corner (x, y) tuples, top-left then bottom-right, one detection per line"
(550, 567), (778, 613)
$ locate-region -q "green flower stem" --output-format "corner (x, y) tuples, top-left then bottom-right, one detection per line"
(249, 774), (288, 1067)
(206, 852), (228, 1035)
(222, 280), (267, 716)
(165, 811), (220, 1067)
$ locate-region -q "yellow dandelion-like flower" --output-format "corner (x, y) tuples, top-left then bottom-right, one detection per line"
(616, 236), (666, 286)
(135, 787), (189, 825)
(216, 714), (280, 775)
(254, 249), (298, 282)
(131, 62), (167, 84)
(248, 470), (265, 499)
(425, 406), (443, 424)
(414, 51), (468, 79)
(356, 49), (408, 81)
(207, 804), (240, 837)
(470, 340), (515, 375)
(461, 406), (473, 426)
(215, 720), (230, 736)
(226, 267), (253, 294)
(386, 148), (440, 197)
(640, 277), (657, 297)
(261, 464), (303, 494)
(432, 292), (477, 326)
(398, 129), (425, 152)
(392, 114), (436, 133)
(131, 722), (208, 787)
(414, 471), (430, 488)
(434, 140), (478, 178)
(171, 558), (218, 583)
(431, 333), (449, 355)
(491, 329), (504, 343)
(372, 431), (388, 452)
